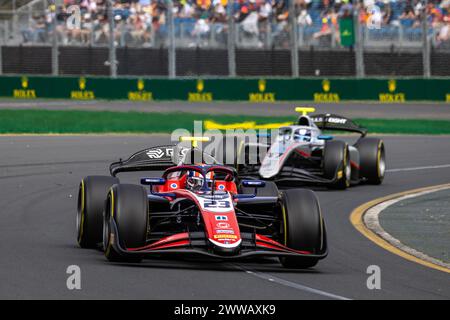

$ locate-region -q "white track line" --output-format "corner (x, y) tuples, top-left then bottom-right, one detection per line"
(387, 164), (450, 173)
(235, 265), (351, 300)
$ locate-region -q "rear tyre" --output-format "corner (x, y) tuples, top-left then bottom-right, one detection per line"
(279, 189), (325, 269)
(77, 175), (119, 248)
(240, 181), (279, 197)
(356, 138), (386, 185)
(103, 184), (148, 263)
(323, 140), (351, 190)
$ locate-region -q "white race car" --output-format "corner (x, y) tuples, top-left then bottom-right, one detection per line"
(233, 108), (386, 189)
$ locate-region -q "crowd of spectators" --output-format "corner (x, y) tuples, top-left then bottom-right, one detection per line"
(16, 0), (450, 48)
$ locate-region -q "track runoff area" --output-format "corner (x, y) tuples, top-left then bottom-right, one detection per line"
(1, 107), (450, 309)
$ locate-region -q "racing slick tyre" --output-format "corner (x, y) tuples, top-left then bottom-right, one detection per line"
(279, 189), (324, 269)
(323, 140), (351, 190)
(103, 184), (148, 263)
(77, 175), (119, 249)
(356, 138), (386, 185)
(240, 181), (279, 197)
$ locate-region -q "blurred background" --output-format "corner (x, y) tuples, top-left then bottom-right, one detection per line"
(0, 0), (448, 77)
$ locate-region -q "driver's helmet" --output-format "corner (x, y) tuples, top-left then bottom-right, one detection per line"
(294, 129), (312, 142)
(186, 170), (215, 191)
(186, 171), (204, 191)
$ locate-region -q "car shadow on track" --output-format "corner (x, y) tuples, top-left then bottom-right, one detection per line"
(100, 257), (323, 274)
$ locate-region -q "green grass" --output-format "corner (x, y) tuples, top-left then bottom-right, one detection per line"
(1, 109), (450, 134)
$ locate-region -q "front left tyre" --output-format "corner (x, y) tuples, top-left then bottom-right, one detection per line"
(77, 175), (119, 248)
(279, 189), (326, 269)
(103, 184), (149, 263)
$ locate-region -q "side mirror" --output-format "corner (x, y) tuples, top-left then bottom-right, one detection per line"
(234, 180), (267, 199)
(140, 178), (166, 186)
(242, 180), (266, 188)
(318, 135), (333, 141)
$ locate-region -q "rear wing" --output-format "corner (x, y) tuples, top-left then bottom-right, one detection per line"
(109, 145), (220, 176)
(310, 114), (367, 137)
(110, 146), (177, 176)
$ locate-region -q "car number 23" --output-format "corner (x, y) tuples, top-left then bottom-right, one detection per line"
(204, 200), (231, 209)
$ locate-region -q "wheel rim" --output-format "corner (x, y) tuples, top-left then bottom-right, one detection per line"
(103, 193), (112, 251)
(281, 203), (288, 246)
(345, 157), (351, 182)
(344, 148), (351, 186)
(378, 145), (386, 179)
(76, 181), (84, 242)
(102, 213), (110, 251)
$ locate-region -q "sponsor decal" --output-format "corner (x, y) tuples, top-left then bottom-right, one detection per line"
(249, 79), (276, 102)
(128, 79), (153, 101)
(379, 79), (406, 103)
(216, 222), (231, 229)
(198, 194), (228, 200)
(146, 148), (165, 159)
(170, 183), (178, 189)
(213, 234), (238, 240)
(13, 77), (37, 99)
(216, 229), (235, 234)
(215, 215), (228, 221)
(71, 77), (95, 100)
(217, 184), (226, 190)
(166, 148), (174, 157)
(313, 79), (340, 102)
(311, 115), (346, 125)
(188, 79), (213, 102)
(327, 117), (347, 124)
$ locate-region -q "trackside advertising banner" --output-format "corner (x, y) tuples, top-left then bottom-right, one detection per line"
(0, 76), (448, 102)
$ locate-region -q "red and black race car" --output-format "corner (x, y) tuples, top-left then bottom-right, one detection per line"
(76, 138), (327, 269)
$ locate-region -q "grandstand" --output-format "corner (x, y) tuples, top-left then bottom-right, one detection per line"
(0, 0), (447, 48)
(0, 0), (448, 76)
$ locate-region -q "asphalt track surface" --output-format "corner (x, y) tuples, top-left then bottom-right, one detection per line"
(1, 99), (450, 119)
(1, 134), (450, 300)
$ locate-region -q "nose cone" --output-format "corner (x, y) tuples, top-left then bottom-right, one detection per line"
(208, 216), (242, 255)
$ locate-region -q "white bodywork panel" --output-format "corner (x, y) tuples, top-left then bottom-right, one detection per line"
(259, 119), (325, 178)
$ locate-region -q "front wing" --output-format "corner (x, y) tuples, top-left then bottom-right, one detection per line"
(107, 219), (328, 261)
(239, 165), (339, 186)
